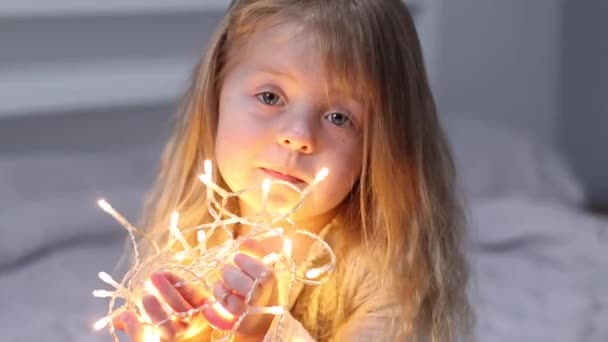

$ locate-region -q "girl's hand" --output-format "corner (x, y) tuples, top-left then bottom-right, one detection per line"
(114, 271), (212, 341)
(209, 238), (279, 338)
(114, 237), (281, 341)
(113, 311), (146, 342)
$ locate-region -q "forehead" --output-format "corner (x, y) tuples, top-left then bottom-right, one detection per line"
(226, 22), (366, 103)
(233, 23), (323, 81)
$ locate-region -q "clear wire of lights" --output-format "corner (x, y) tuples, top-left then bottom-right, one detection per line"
(92, 160), (336, 341)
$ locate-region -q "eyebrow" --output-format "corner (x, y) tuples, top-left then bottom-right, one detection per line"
(255, 65), (298, 83)
(322, 86), (363, 112)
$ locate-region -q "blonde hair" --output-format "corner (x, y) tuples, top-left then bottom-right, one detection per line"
(140, 0), (471, 340)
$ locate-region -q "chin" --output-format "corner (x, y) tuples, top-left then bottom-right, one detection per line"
(238, 186), (302, 215)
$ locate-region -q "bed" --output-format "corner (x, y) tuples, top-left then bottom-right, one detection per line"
(0, 114), (606, 342)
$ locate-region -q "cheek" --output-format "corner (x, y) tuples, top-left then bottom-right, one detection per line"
(214, 121), (236, 167)
(215, 105), (246, 189)
(330, 139), (363, 181)
(215, 104), (254, 156)
(214, 106), (267, 193)
(313, 143), (362, 207)
(330, 160), (360, 195)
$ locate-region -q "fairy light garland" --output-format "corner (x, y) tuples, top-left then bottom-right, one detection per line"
(92, 160), (336, 341)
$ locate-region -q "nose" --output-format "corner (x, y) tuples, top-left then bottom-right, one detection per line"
(276, 116), (315, 154)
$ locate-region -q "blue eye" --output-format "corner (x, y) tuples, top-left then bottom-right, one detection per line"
(256, 91), (282, 105)
(325, 112), (353, 128)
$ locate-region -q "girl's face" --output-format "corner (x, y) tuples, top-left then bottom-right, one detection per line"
(215, 22), (364, 231)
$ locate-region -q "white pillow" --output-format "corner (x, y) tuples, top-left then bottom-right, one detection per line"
(468, 196), (606, 342)
(441, 114), (586, 206)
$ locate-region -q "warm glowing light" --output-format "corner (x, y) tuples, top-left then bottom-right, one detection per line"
(143, 326), (160, 342)
(97, 199), (112, 213)
(92, 289), (114, 298)
(204, 159), (212, 178)
(305, 267), (323, 279)
(204, 159), (213, 198)
(94, 160), (336, 341)
(197, 230), (206, 245)
(98, 271), (120, 288)
(169, 211), (181, 243)
(93, 316), (110, 330)
(174, 251), (187, 261)
(169, 211), (191, 254)
(213, 301), (235, 321)
(261, 253), (281, 265)
(261, 306), (284, 315)
(144, 279), (159, 297)
(170, 212), (179, 230)
(261, 178), (271, 202)
(314, 167), (329, 183)
(283, 238), (293, 258)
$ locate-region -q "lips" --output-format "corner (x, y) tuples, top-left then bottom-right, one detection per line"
(260, 167), (306, 184)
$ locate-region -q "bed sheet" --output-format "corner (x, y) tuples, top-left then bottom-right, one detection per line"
(0, 197), (606, 342)
(469, 196), (608, 342)
(0, 238), (127, 342)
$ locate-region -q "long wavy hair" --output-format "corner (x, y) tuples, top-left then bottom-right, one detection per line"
(139, 0), (471, 340)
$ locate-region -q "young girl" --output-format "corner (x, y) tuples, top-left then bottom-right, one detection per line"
(114, 0), (471, 340)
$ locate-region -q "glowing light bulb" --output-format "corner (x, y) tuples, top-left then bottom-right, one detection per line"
(98, 271), (121, 288)
(305, 267), (323, 279)
(213, 301), (234, 321)
(169, 211), (192, 253)
(261, 178), (272, 208)
(92, 289), (114, 298)
(93, 316), (110, 330)
(197, 230), (206, 245)
(174, 251), (187, 261)
(283, 238), (293, 258)
(314, 167), (329, 183)
(170, 212), (179, 230)
(144, 279), (159, 297)
(97, 198), (112, 213)
(204, 160), (213, 198)
(202, 299), (236, 331)
(262, 253), (281, 265)
(143, 326), (160, 342)
(204, 159), (212, 178)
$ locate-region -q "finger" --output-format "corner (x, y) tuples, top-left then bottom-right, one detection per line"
(240, 238), (269, 259)
(222, 264), (255, 298)
(112, 314), (126, 331)
(213, 281), (245, 316)
(234, 253), (272, 285)
(115, 312), (145, 342)
(202, 304), (236, 331)
(142, 295), (176, 340)
(161, 272), (209, 307)
(150, 272), (193, 313)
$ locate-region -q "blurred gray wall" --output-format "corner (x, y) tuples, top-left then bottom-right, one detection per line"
(0, 0), (606, 207)
(0, 11), (222, 155)
(434, 0), (564, 144)
(559, 0), (608, 208)
(429, 0), (607, 209)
